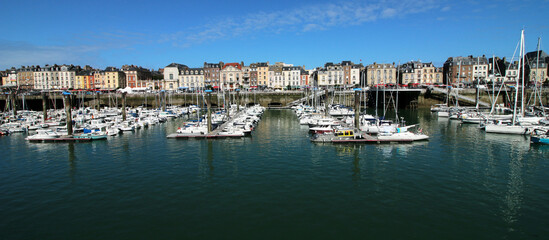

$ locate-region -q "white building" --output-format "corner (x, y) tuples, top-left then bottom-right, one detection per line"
(5, 70), (17, 86)
(220, 63), (242, 91)
(316, 63), (344, 87)
(472, 57), (489, 82)
(282, 66), (302, 89)
(179, 68), (204, 90)
(33, 65), (77, 90)
(350, 66), (361, 86)
(163, 63), (188, 89)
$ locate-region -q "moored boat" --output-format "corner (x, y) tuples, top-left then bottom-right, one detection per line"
(530, 128), (549, 145)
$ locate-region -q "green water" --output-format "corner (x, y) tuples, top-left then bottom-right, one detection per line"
(1, 109), (548, 239)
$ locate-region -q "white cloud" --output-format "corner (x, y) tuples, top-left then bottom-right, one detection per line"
(381, 8), (397, 18)
(164, 0), (442, 47)
(441, 6), (451, 12)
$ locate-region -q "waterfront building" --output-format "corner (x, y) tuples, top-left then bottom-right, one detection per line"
(315, 67), (328, 87)
(505, 62), (519, 82)
(365, 62), (397, 86)
(93, 68), (126, 90)
(5, 68), (17, 87)
(220, 62), (242, 91)
(488, 57), (508, 83)
(59, 65), (78, 89)
(315, 62), (345, 88)
(122, 65), (152, 89)
(204, 62), (223, 89)
(268, 62), (285, 89)
(399, 61), (441, 85)
(17, 66), (38, 90)
(282, 66), (302, 89)
(525, 50), (549, 83)
(179, 68), (204, 91)
(443, 55), (488, 86)
(434, 68), (443, 84)
(33, 64), (78, 90)
(472, 57), (489, 83)
(341, 61), (363, 87)
(255, 62), (269, 88)
(326, 63), (344, 87)
(163, 63), (188, 90)
(528, 62), (548, 83)
(76, 71), (94, 89)
(104, 67), (126, 90)
(248, 63), (259, 89)
(0, 71), (5, 86)
(163, 63), (188, 84)
(300, 69), (310, 88)
(242, 64), (251, 89)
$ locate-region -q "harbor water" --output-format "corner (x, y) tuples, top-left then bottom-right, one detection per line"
(1, 109), (548, 239)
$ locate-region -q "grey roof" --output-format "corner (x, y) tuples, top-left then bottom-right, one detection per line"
(105, 67), (120, 72)
(525, 50), (548, 62)
(204, 63), (222, 68)
(445, 56), (488, 66)
(282, 66), (302, 71)
(182, 68), (204, 75)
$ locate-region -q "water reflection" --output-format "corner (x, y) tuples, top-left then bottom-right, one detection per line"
(68, 143), (76, 183)
(199, 140), (214, 179)
(501, 146), (524, 232)
(484, 133), (530, 152)
(333, 145), (362, 182)
(375, 141), (429, 158)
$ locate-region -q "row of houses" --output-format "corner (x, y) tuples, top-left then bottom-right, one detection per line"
(0, 64), (162, 91)
(2, 51), (548, 91)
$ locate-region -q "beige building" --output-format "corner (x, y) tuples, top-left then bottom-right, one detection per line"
(94, 67), (126, 90)
(399, 61), (442, 85)
(366, 63), (397, 85)
(268, 62), (285, 89)
(179, 68), (204, 90)
(529, 62), (548, 83)
(17, 66), (37, 89)
(33, 64), (78, 90)
(256, 62), (269, 88)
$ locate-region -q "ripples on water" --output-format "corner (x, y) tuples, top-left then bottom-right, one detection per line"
(1, 109), (548, 239)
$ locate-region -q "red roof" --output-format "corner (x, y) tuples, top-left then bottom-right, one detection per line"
(222, 63), (242, 70)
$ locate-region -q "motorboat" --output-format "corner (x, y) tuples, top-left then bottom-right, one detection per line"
(531, 128), (549, 145)
(26, 129), (60, 140)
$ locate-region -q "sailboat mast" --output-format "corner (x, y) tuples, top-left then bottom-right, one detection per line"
(538, 38), (546, 116)
(457, 61), (461, 107)
(513, 30), (524, 125)
(476, 57), (480, 109)
(395, 61), (400, 123)
(520, 29), (526, 117)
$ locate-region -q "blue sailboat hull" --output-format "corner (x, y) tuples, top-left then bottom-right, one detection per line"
(531, 136), (549, 145)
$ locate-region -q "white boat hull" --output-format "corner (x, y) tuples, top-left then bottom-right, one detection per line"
(484, 124), (531, 135)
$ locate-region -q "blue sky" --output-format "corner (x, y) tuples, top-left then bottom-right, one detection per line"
(0, 0), (548, 70)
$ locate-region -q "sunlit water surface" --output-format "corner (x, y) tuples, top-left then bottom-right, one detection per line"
(1, 109), (548, 239)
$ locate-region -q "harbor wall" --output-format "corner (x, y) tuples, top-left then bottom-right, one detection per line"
(1, 89), (548, 111)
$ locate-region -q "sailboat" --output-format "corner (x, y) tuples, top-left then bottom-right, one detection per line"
(484, 29), (534, 135)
